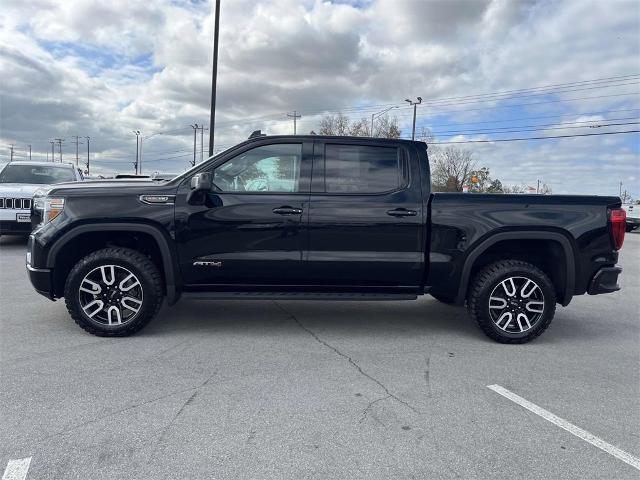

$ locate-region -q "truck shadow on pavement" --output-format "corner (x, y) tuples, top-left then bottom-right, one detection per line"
(146, 298), (499, 343)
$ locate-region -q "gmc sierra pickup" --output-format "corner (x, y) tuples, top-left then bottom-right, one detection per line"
(26, 135), (626, 343)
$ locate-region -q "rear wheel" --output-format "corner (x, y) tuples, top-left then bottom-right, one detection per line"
(467, 260), (556, 344)
(64, 247), (163, 336)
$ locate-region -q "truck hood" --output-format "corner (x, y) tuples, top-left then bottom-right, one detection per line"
(45, 179), (178, 197)
(0, 183), (49, 197)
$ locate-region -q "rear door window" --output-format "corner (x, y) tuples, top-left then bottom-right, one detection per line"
(324, 144), (405, 194)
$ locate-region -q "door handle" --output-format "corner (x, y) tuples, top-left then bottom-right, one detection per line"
(273, 206), (303, 215)
(386, 208), (417, 217)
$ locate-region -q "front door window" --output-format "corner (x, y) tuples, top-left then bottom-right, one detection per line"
(213, 144), (302, 193)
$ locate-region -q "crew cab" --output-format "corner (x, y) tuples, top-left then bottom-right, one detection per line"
(0, 161), (83, 235)
(26, 136), (625, 343)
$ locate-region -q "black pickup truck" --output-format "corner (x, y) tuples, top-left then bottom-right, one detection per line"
(26, 135), (626, 343)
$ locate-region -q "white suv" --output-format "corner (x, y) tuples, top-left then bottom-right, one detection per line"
(0, 161), (83, 235)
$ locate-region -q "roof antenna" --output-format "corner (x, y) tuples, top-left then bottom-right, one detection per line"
(249, 130), (266, 139)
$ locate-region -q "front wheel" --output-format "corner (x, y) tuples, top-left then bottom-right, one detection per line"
(467, 260), (556, 344)
(64, 247), (163, 336)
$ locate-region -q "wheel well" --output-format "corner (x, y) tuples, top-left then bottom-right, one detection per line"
(52, 231), (166, 297)
(466, 239), (567, 302)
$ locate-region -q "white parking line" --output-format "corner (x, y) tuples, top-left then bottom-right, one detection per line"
(487, 384), (640, 471)
(2, 457), (31, 480)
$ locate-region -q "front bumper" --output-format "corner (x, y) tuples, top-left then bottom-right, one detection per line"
(27, 263), (55, 299)
(587, 266), (622, 295)
(26, 234), (56, 300)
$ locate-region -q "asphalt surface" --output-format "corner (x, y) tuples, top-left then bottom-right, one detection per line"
(1, 233), (639, 479)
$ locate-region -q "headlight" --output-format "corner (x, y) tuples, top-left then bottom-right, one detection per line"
(34, 196), (65, 226)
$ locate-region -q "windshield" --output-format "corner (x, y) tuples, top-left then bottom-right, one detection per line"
(0, 164), (76, 184)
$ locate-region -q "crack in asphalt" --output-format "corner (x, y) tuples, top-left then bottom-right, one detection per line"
(147, 372), (217, 463)
(13, 371), (218, 455)
(425, 355), (431, 397)
(273, 301), (420, 416)
(358, 395), (391, 424)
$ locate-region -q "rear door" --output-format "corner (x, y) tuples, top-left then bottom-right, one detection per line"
(306, 140), (425, 289)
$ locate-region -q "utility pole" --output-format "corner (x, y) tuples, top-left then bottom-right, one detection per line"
(191, 124), (199, 166)
(28, 145), (32, 161)
(50, 141), (55, 162)
(139, 136), (143, 175)
(200, 125), (208, 162)
(537, 179), (540, 194)
(133, 131), (140, 174)
(9, 145), (14, 162)
(208, 0), (221, 156)
(405, 97), (422, 141)
(84, 136), (91, 175)
(619, 180), (623, 197)
(71, 136), (83, 167)
(54, 138), (64, 162)
(287, 111), (301, 135)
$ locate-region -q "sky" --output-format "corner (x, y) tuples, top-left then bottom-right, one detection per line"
(0, 0), (638, 198)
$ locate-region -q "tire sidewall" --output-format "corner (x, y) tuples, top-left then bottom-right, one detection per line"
(476, 265), (556, 341)
(66, 252), (159, 334)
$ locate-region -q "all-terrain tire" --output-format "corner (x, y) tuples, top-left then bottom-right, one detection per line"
(467, 260), (556, 344)
(64, 247), (163, 336)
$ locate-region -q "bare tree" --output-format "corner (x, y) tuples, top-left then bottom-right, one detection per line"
(319, 113), (352, 136)
(430, 146), (476, 192)
(318, 113), (401, 138)
(372, 115), (401, 138)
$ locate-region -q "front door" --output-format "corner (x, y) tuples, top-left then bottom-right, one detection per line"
(175, 141), (312, 287)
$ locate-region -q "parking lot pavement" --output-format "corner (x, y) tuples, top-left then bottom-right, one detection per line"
(1, 234), (639, 479)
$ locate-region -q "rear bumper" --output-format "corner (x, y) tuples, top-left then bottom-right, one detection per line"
(587, 266), (622, 295)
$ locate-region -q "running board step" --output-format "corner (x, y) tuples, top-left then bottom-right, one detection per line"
(181, 292), (418, 301)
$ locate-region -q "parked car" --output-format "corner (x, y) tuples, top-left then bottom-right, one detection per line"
(622, 203), (640, 232)
(26, 135), (625, 343)
(0, 161), (83, 235)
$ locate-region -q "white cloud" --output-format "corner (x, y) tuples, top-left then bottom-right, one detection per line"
(0, 0), (638, 195)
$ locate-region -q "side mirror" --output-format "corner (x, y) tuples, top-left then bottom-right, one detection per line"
(187, 172), (212, 204)
(190, 172), (212, 190)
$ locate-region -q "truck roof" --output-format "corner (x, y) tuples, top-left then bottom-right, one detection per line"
(243, 134), (426, 147)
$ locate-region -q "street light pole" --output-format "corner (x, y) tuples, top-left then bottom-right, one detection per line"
(405, 97), (422, 140)
(84, 136), (91, 175)
(208, 0), (221, 156)
(133, 130), (140, 174)
(370, 106), (398, 137)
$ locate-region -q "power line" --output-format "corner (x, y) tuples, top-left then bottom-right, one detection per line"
(418, 108), (640, 129)
(427, 119), (640, 137)
(428, 129), (640, 145)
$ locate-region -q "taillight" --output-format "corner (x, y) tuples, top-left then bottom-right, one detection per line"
(610, 208), (626, 250)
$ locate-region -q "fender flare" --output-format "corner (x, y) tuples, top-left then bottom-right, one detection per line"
(47, 223), (181, 305)
(455, 231), (576, 306)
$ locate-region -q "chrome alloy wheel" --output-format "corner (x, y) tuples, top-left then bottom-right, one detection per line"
(78, 265), (144, 326)
(488, 276), (545, 334)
